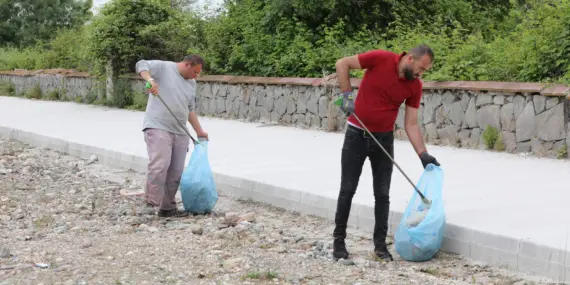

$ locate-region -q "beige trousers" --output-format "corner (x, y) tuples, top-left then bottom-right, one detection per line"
(143, 128), (189, 211)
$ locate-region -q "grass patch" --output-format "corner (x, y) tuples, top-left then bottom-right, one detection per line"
(3, 77), (148, 112)
(46, 89), (61, 101)
(557, 143), (568, 159)
(482, 125), (500, 150)
(241, 270), (279, 281)
(418, 267), (453, 278)
(25, 83), (42, 99)
(33, 215), (55, 229)
(125, 92), (148, 111)
(0, 81), (16, 96)
(85, 90), (99, 104)
(493, 132), (505, 151)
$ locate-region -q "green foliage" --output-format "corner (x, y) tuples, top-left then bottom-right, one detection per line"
(0, 26), (91, 71)
(4, 0), (570, 87)
(107, 79), (134, 108)
(428, 0), (570, 83)
(482, 125), (500, 150)
(0, 81), (15, 96)
(494, 133), (505, 151)
(88, 0), (181, 76)
(558, 144), (568, 159)
(0, 46), (49, 70)
(46, 89), (61, 101)
(104, 78), (148, 110)
(125, 92), (148, 111)
(25, 84), (42, 99)
(44, 27), (92, 71)
(0, 0), (93, 47)
(197, 0), (385, 77)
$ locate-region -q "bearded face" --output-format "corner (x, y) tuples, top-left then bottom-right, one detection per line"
(402, 55), (432, 80)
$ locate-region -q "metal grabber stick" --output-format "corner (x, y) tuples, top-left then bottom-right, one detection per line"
(145, 81), (199, 145)
(334, 95), (432, 205)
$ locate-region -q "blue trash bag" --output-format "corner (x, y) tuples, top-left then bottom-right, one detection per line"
(179, 140), (218, 214)
(394, 163), (445, 262)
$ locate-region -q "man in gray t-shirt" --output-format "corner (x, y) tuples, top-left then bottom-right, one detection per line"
(135, 54), (208, 218)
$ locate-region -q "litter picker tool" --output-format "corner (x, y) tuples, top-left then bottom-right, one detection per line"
(145, 81), (199, 145)
(334, 97), (431, 206)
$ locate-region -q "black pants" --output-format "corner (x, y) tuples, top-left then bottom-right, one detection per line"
(333, 124), (394, 249)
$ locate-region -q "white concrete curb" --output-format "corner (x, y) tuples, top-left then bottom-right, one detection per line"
(0, 125), (568, 283)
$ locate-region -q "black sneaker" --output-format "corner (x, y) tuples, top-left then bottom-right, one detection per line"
(157, 208), (189, 218)
(139, 202), (156, 215)
(374, 245), (394, 262)
(333, 238), (350, 259)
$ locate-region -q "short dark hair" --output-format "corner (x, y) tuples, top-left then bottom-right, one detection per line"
(183, 54), (205, 66)
(409, 45), (434, 62)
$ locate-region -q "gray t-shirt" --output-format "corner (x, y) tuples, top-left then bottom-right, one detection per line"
(135, 59), (196, 135)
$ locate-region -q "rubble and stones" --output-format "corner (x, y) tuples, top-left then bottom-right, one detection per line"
(0, 139), (564, 285)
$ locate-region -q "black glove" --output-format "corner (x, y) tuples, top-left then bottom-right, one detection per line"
(339, 91), (355, 116)
(419, 151), (440, 169)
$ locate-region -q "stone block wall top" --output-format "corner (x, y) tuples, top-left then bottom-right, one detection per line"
(1, 68), (570, 97)
(541, 85), (570, 96)
(0, 69), (90, 78)
(423, 81), (545, 94)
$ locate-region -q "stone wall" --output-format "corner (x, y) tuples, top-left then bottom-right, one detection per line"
(1, 69), (569, 158)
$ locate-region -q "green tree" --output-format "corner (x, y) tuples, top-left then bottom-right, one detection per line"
(0, 0), (93, 47)
(88, 0), (177, 76)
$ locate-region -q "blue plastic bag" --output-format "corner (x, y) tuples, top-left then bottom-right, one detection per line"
(179, 140), (218, 214)
(394, 163), (445, 262)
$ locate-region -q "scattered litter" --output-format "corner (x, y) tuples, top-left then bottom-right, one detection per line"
(0, 247), (10, 258)
(88, 154), (98, 165)
(119, 189), (144, 197)
(34, 263), (50, 269)
(405, 206), (430, 228)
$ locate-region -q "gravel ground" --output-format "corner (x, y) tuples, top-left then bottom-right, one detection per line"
(0, 138), (566, 285)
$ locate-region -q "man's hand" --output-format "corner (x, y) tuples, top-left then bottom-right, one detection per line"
(340, 91), (355, 116)
(419, 151), (440, 168)
(197, 130), (208, 141)
(147, 79), (159, 96)
(188, 111), (208, 141)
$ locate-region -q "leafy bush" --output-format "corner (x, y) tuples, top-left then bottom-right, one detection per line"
(482, 125), (499, 150)
(4, 0), (570, 87)
(0, 81), (15, 96)
(25, 84), (42, 99)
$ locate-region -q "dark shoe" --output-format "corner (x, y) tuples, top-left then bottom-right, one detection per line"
(157, 208), (189, 218)
(374, 245), (393, 262)
(333, 238), (350, 259)
(139, 202), (156, 215)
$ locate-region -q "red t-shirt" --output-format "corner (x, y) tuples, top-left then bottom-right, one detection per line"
(347, 49), (423, 133)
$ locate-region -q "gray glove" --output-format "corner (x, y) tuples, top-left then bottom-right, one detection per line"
(419, 151), (440, 169)
(340, 91), (355, 116)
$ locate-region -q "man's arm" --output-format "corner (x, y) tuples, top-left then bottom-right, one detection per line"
(335, 55), (362, 92)
(404, 105), (427, 155)
(404, 105), (440, 168)
(135, 60), (165, 81)
(188, 111), (207, 138)
(335, 49), (391, 91)
(187, 92), (207, 139)
(136, 60), (164, 95)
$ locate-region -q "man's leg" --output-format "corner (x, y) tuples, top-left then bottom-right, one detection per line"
(158, 132), (190, 217)
(144, 128), (173, 210)
(368, 131), (395, 261)
(332, 126), (367, 259)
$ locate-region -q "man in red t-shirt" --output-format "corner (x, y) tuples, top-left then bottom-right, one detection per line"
(332, 45), (440, 261)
